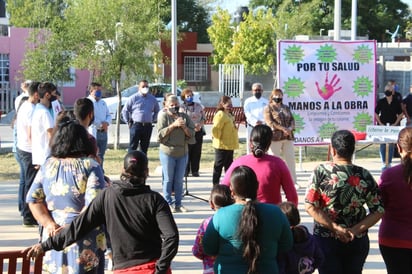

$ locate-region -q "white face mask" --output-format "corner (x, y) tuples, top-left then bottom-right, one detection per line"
(141, 87), (149, 94)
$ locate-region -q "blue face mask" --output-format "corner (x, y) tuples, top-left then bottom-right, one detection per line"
(186, 97), (193, 103)
(95, 90), (102, 98)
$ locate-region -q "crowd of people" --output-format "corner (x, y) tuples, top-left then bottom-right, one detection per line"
(8, 79), (412, 273)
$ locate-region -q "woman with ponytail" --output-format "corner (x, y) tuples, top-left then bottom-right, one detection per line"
(26, 151), (179, 274)
(203, 165), (293, 274)
(221, 124), (298, 205)
(379, 127), (412, 273)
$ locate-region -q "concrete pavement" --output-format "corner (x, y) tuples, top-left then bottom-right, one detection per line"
(0, 157), (391, 273)
(0, 115), (389, 273)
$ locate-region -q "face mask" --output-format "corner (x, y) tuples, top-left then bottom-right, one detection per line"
(95, 90), (102, 98)
(254, 92), (262, 99)
(168, 106), (179, 114)
(186, 97), (193, 103)
(384, 90), (392, 97)
(273, 97), (282, 103)
(49, 95), (57, 102)
(141, 87), (149, 94)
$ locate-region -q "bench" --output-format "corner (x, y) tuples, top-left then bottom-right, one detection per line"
(203, 107), (246, 129)
(0, 250), (43, 274)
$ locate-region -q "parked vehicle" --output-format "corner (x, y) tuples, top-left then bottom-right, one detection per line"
(103, 83), (201, 123)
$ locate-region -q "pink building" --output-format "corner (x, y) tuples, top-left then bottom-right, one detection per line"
(0, 27), (91, 112)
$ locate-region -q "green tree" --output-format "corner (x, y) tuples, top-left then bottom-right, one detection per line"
(208, 8), (277, 75)
(162, 0), (211, 43)
(249, 0), (411, 41)
(7, 0), (66, 28)
(8, 0), (168, 148)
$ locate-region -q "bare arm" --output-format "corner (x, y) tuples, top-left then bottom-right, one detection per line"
(349, 211), (383, 237)
(305, 203), (353, 243)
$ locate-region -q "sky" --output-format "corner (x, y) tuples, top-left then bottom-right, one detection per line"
(212, 0), (250, 14)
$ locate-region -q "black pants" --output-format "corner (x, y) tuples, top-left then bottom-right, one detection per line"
(212, 148), (234, 185)
(186, 131), (204, 174)
(17, 148), (38, 221)
(380, 244), (412, 274)
(128, 123), (153, 154)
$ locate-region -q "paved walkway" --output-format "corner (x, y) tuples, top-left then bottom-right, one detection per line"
(0, 157), (392, 273)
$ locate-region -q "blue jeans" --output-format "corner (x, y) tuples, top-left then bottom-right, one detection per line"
(160, 150), (188, 207)
(13, 151), (25, 213)
(315, 235), (369, 274)
(380, 143), (394, 168)
(96, 131), (108, 167)
(129, 123), (153, 154)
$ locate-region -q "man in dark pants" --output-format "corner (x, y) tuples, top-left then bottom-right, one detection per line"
(121, 80), (160, 154)
(15, 81), (41, 226)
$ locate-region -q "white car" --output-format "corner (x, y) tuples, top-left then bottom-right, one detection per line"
(102, 83), (201, 123)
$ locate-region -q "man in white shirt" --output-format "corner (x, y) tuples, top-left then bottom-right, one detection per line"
(243, 83), (269, 154)
(87, 82), (111, 167)
(14, 80), (32, 111)
(16, 81), (40, 226)
(13, 80), (32, 215)
(31, 82), (56, 166)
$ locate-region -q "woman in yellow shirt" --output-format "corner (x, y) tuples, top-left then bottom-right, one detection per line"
(211, 96), (239, 185)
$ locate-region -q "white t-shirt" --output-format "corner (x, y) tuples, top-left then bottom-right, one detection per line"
(31, 103), (54, 165)
(14, 92), (28, 111)
(16, 101), (36, 152)
(244, 96), (269, 126)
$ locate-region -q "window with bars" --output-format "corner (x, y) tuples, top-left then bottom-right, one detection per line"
(0, 54), (9, 89)
(184, 56), (208, 82)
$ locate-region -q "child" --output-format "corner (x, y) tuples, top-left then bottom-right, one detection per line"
(278, 201), (324, 274)
(192, 184), (234, 273)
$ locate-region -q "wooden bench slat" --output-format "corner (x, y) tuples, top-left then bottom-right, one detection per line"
(203, 106), (245, 129)
(0, 250), (43, 274)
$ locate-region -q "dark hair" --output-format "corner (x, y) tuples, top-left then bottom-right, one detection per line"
(181, 88), (193, 101)
(89, 82), (102, 90)
(28, 81), (41, 96)
(38, 82), (57, 98)
(331, 130), (355, 160)
(250, 125), (273, 158)
(291, 225), (309, 243)
(120, 150), (148, 185)
(74, 97), (94, 121)
(216, 95), (231, 111)
(210, 184), (233, 209)
(398, 127), (412, 185)
(279, 201), (300, 226)
(51, 121), (95, 158)
(50, 110), (76, 145)
(230, 166), (260, 274)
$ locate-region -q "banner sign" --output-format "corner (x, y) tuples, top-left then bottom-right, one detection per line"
(277, 40), (376, 145)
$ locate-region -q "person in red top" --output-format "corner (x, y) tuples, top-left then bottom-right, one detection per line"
(379, 127), (412, 274)
(221, 124), (298, 206)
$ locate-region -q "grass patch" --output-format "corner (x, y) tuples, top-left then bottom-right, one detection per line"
(0, 142), (382, 181)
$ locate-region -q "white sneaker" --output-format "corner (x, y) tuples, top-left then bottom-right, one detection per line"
(294, 183), (300, 190)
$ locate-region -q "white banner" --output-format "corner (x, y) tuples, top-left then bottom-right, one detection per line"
(277, 40), (376, 145)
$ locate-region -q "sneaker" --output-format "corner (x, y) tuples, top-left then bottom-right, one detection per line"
(294, 183), (300, 190)
(192, 172), (200, 177)
(23, 217), (38, 227)
(170, 205), (176, 213)
(174, 205), (189, 213)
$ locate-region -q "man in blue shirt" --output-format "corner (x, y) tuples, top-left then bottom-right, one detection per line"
(121, 80), (160, 154)
(88, 82), (112, 167)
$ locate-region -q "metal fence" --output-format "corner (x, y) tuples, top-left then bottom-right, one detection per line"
(0, 84), (15, 114)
